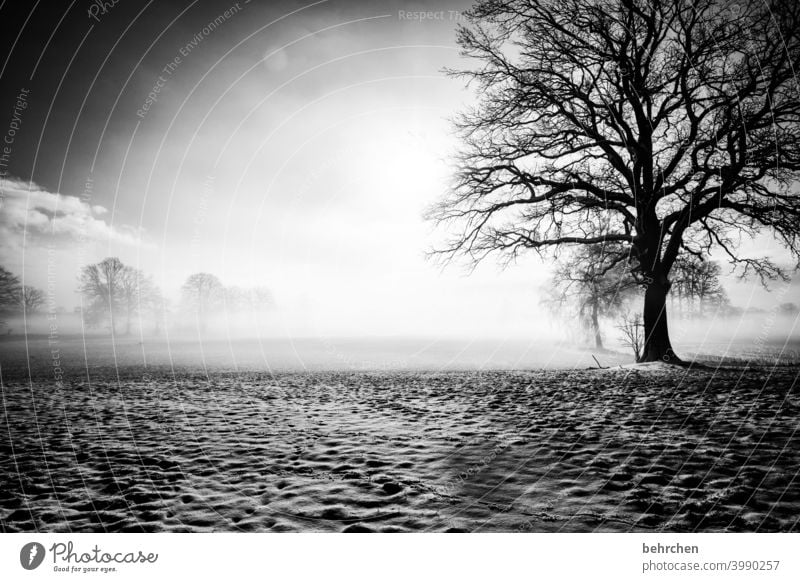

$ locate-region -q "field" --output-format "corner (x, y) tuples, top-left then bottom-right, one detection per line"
(1, 336), (799, 532)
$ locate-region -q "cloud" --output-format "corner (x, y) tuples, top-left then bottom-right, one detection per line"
(0, 176), (147, 251)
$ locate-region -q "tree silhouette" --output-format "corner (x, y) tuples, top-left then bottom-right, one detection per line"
(0, 266), (21, 329)
(118, 266), (159, 335)
(430, 0), (800, 362)
(222, 285), (277, 313)
(0, 267), (21, 307)
(617, 310), (645, 361)
(670, 257), (728, 316)
(181, 273), (223, 332)
(20, 285), (45, 314)
(148, 290), (169, 335)
(79, 257), (126, 333)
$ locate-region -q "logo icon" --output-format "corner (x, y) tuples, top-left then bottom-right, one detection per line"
(20, 542), (45, 570)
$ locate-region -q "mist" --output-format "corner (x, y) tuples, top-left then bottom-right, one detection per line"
(6, 292), (797, 375)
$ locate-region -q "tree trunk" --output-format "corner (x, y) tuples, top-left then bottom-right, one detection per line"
(591, 301), (603, 350)
(108, 292), (116, 334)
(640, 275), (679, 363)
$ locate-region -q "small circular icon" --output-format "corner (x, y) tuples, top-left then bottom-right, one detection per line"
(20, 542), (46, 570)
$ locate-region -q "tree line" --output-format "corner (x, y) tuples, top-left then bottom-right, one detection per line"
(0, 258), (275, 335)
(0, 266), (46, 329)
(79, 258), (276, 334)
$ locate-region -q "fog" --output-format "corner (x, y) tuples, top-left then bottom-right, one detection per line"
(5, 300), (797, 374)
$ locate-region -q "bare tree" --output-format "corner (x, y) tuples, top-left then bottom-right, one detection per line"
(79, 257), (126, 333)
(181, 272), (223, 331)
(0, 266), (21, 329)
(670, 257), (729, 316)
(250, 286), (276, 311)
(222, 285), (276, 313)
(617, 310), (645, 361)
(222, 286), (249, 312)
(430, 0), (800, 362)
(118, 266), (160, 335)
(148, 290), (169, 335)
(20, 285), (45, 314)
(0, 267), (21, 308)
(547, 244), (638, 349)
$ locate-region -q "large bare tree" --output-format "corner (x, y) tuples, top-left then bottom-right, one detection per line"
(430, 0), (800, 362)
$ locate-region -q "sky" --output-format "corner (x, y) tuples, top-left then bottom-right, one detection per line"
(0, 0), (797, 340)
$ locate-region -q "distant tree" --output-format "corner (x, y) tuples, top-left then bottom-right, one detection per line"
(80, 302), (106, 329)
(147, 290), (169, 335)
(222, 286), (249, 312)
(617, 310), (645, 361)
(222, 285), (276, 313)
(251, 286), (276, 311)
(548, 244), (638, 349)
(670, 258), (729, 316)
(0, 266), (21, 329)
(181, 272), (222, 330)
(0, 266), (21, 308)
(79, 257), (126, 333)
(118, 267), (138, 335)
(20, 285), (45, 314)
(429, 0), (800, 363)
(118, 266), (160, 335)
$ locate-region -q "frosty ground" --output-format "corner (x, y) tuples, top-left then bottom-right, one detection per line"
(2, 335), (798, 533)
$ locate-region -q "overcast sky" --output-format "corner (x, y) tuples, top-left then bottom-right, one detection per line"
(0, 0), (796, 338)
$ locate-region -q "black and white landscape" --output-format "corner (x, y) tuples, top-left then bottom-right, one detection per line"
(1, 0), (799, 533)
